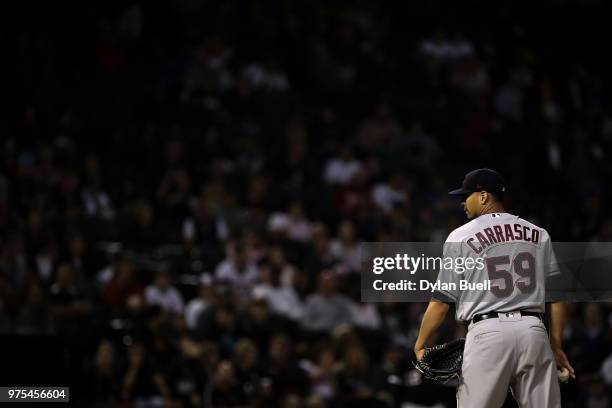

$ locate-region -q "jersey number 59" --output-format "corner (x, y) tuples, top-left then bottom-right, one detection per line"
(485, 252), (535, 297)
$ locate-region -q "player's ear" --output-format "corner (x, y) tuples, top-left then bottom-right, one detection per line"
(479, 191), (487, 204)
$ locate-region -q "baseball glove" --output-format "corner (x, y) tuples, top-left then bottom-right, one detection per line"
(413, 338), (465, 383)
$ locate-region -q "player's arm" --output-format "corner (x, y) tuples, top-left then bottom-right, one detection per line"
(414, 299), (450, 360)
(549, 302), (575, 379)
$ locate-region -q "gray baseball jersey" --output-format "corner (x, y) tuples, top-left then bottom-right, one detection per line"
(434, 212), (562, 407)
(434, 212), (559, 322)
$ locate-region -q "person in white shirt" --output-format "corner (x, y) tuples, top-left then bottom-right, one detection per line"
(323, 147), (362, 185)
(252, 265), (304, 322)
(330, 220), (361, 274)
(372, 173), (407, 214)
(267, 201), (312, 243)
(349, 302), (382, 331)
(184, 273), (214, 330)
(302, 271), (352, 332)
(214, 241), (259, 296)
(145, 270), (184, 315)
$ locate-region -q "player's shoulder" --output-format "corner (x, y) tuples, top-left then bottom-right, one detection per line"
(512, 215), (552, 241)
(444, 218), (482, 242)
(513, 215), (539, 229)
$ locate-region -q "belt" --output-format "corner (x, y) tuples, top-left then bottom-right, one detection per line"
(472, 311), (543, 325)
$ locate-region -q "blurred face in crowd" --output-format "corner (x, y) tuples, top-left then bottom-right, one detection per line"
(234, 339), (258, 369)
(69, 236), (85, 256)
(95, 340), (115, 369)
(128, 342), (145, 365)
(389, 173), (402, 189)
(269, 246), (286, 267)
(317, 348), (335, 371)
(215, 307), (236, 331)
(179, 336), (202, 359)
(26, 283), (44, 306)
(344, 345), (368, 374)
(269, 335), (290, 363)
(259, 265), (272, 284)
(249, 298), (269, 321)
(338, 221), (355, 243)
(289, 202), (304, 220)
(155, 271), (171, 290)
(213, 284), (233, 306)
(116, 259), (135, 283)
(215, 361), (236, 389)
(199, 281), (213, 300)
(318, 271), (336, 296)
(56, 264), (73, 286)
(310, 223), (328, 241)
(201, 342), (221, 373)
(165, 140), (184, 164)
(305, 396), (327, 408)
(174, 169), (190, 192)
(384, 347), (402, 366)
(28, 209), (43, 231)
(584, 303), (602, 327)
(137, 204), (153, 226)
(283, 394), (302, 408)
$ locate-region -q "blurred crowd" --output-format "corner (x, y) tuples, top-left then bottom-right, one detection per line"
(4, 0), (612, 407)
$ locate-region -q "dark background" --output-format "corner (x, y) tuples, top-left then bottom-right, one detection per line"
(2, 0), (612, 407)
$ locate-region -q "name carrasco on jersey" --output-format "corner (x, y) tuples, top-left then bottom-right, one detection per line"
(466, 223), (540, 254)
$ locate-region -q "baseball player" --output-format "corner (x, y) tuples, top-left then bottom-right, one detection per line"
(413, 168), (575, 407)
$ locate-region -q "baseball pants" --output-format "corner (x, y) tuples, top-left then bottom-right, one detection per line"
(457, 314), (561, 407)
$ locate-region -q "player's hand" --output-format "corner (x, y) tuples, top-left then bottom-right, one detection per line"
(414, 347), (426, 361)
(551, 346), (576, 380)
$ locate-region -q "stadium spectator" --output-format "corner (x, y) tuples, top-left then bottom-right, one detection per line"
(330, 220), (361, 274)
(214, 240), (259, 296)
(262, 334), (309, 400)
(85, 339), (119, 406)
(232, 338), (262, 401)
(372, 172), (408, 214)
(300, 343), (338, 401)
(302, 271), (353, 333)
(103, 258), (144, 311)
(184, 273), (214, 330)
(252, 264), (304, 322)
(268, 201), (312, 243)
(324, 147), (363, 186)
(14, 281), (54, 335)
(120, 341), (173, 406)
(336, 343), (382, 407)
(145, 270), (185, 315)
(204, 360), (248, 408)
(50, 264), (91, 336)
(166, 336), (207, 407)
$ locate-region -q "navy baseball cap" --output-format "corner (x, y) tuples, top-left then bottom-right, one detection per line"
(449, 168), (506, 197)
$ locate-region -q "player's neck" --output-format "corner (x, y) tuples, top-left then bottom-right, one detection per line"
(479, 203), (505, 216)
